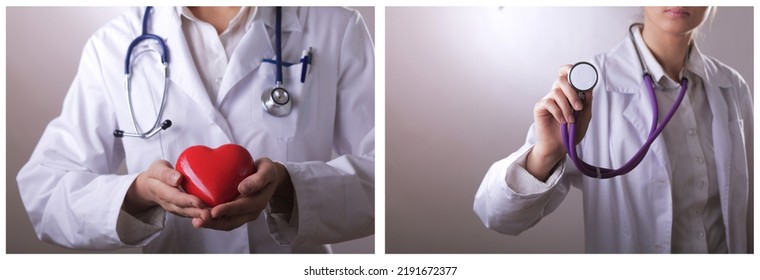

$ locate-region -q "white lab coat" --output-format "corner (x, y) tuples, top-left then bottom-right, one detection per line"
(474, 36), (752, 253)
(17, 6), (374, 253)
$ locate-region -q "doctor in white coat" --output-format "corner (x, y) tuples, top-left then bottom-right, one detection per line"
(474, 7), (752, 253)
(17, 6), (374, 253)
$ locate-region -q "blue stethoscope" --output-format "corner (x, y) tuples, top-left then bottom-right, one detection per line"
(561, 23), (689, 179)
(114, 6), (308, 138)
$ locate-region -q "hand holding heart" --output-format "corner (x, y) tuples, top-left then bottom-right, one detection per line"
(124, 144), (293, 231)
(191, 157), (292, 231)
(124, 160), (212, 222)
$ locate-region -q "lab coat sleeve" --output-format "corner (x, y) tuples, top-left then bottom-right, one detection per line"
(473, 124), (573, 235)
(266, 10), (374, 246)
(16, 39), (164, 250)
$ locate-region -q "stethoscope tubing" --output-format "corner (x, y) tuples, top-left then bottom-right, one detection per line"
(561, 75), (687, 178)
(275, 6), (283, 86)
(115, 6), (292, 137)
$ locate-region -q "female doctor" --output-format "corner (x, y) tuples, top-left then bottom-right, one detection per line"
(474, 7), (752, 253)
(17, 6), (374, 253)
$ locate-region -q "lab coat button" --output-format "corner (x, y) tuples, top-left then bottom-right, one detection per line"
(687, 128), (696, 136)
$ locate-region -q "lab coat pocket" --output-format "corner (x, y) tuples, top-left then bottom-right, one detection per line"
(253, 61), (319, 140)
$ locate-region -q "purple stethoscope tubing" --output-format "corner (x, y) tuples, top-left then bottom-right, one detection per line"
(560, 23), (689, 179)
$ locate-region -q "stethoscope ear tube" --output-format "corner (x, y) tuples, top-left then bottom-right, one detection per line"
(114, 119), (172, 138)
(114, 6), (172, 139)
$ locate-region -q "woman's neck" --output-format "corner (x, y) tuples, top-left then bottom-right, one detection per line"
(641, 23), (693, 80)
(188, 7), (242, 34)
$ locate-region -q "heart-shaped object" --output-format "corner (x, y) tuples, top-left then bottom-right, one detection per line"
(176, 144), (256, 207)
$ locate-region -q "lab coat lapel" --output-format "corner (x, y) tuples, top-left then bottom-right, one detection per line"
(154, 7), (234, 139)
(612, 37), (672, 180)
(702, 67), (732, 241)
(216, 21), (273, 104)
(217, 7), (302, 104)
(621, 87), (673, 178)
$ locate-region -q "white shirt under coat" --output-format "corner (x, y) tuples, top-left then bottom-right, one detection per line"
(630, 27), (725, 253)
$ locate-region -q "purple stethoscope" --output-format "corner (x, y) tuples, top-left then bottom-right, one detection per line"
(561, 23), (689, 179)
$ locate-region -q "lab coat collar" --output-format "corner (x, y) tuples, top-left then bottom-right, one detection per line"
(604, 28), (732, 94)
(176, 7), (255, 36)
(151, 6), (236, 140)
(630, 25), (708, 87)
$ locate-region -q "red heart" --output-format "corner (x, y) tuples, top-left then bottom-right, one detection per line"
(175, 144), (256, 207)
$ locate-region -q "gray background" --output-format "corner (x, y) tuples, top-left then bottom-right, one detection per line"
(386, 7), (753, 253)
(6, 6), (374, 254)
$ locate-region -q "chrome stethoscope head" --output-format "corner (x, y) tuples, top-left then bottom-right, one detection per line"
(568, 62), (598, 101)
(261, 82), (292, 117)
(114, 6), (172, 139)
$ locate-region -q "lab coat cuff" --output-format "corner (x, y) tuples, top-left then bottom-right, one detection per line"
(116, 207), (165, 246)
(113, 173), (165, 246)
(505, 146), (565, 197)
(265, 162), (303, 246)
(266, 204), (300, 246)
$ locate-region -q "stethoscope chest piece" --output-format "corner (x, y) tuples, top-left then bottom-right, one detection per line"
(261, 85), (292, 117)
(568, 62), (598, 100)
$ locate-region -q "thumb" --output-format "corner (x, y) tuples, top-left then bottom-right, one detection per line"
(149, 160), (182, 187)
(238, 172), (268, 195)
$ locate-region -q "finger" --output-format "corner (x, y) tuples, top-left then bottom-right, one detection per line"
(158, 201), (209, 219)
(192, 217), (205, 229)
(238, 158), (274, 195)
(185, 207), (212, 221)
(200, 214), (255, 231)
(210, 195), (268, 219)
(548, 86), (576, 123)
(537, 95), (566, 124)
(558, 65), (585, 111)
(147, 160), (182, 187)
(238, 173), (269, 196)
(152, 183), (205, 208)
(176, 206), (211, 220)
